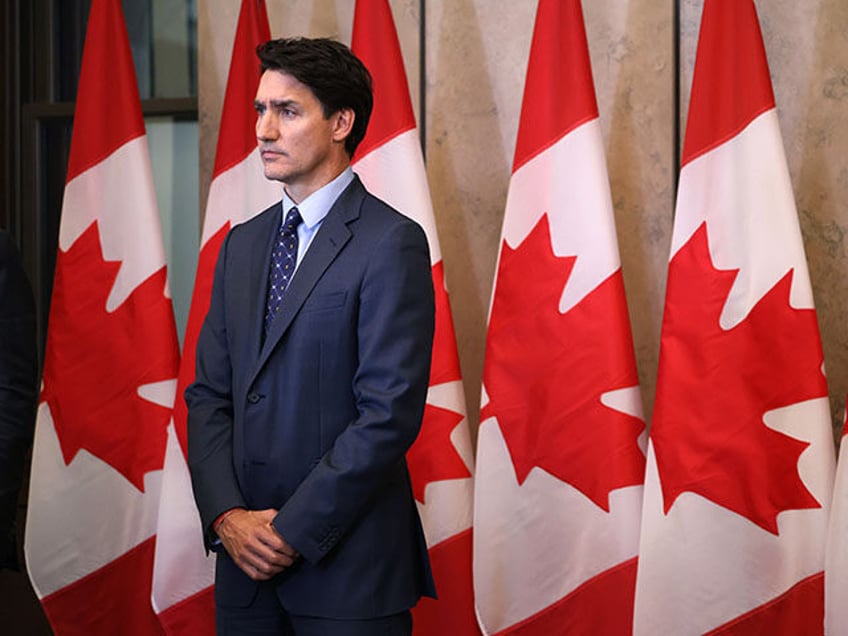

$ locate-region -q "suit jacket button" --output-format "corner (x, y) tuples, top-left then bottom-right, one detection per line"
(247, 392), (261, 404)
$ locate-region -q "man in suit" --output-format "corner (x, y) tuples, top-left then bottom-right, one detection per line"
(0, 229), (38, 571)
(186, 38), (436, 635)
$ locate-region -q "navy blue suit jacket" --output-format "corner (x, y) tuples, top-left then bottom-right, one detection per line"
(186, 176), (436, 618)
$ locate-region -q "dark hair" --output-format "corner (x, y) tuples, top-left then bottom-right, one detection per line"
(256, 37), (373, 157)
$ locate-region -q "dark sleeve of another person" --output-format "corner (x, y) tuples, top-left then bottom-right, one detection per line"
(0, 231), (38, 570)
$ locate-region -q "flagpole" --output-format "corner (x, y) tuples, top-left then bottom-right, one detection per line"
(419, 0), (426, 160)
(672, 0), (680, 206)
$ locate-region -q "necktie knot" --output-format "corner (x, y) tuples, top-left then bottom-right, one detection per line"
(282, 207), (302, 235)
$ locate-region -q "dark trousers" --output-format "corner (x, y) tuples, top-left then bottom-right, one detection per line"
(216, 580), (413, 636)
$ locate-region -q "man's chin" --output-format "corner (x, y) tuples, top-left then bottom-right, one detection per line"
(262, 168), (287, 182)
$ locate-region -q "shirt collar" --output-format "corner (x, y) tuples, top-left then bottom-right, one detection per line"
(280, 167), (355, 230)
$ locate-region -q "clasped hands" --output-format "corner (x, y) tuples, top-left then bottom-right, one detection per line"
(216, 508), (300, 581)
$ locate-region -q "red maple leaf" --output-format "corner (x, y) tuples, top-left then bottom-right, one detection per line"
(407, 403), (469, 504)
(481, 214), (645, 511)
(651, 223), (827, 534)
(404, 261), (471, 504)
(41, 223), (179, 492)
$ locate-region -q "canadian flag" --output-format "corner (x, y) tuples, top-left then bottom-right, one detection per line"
(473, 1), (645, 633)
(350, 1), (478, 633)
(826, 409), (848, 634)
(25, 0), (179, 633)
(633, 1), (834, 633)
(151, 0), (277, 633)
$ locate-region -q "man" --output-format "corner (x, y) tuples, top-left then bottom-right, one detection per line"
(186, 37), (436, 635)
(0, 229), (38, 571)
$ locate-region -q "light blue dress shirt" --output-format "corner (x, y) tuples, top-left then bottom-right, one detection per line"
(280, 166), (355, 272)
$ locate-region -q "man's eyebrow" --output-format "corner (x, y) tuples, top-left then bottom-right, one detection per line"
(254, 99), (297, 110)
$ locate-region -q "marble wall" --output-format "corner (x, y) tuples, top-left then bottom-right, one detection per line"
(756, 0), (848, 440)
(198, 0), (848, 439)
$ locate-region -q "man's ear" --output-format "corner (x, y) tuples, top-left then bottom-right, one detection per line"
(332, 108), (355, 143)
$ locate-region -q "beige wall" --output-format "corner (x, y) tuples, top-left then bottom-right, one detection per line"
(198, 0), (848, 439)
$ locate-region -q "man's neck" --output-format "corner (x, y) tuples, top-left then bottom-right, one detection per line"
(284, 159), (351, 204)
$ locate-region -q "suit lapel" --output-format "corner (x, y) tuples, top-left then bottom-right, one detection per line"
(252, 177), (365, 380)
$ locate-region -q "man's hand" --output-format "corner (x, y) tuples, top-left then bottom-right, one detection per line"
(216, 508), (299, 580)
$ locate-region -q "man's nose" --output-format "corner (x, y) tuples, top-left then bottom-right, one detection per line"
(256, 112), (277, 140)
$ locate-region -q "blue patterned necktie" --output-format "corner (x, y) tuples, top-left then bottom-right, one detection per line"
(264, 206), (302, 334)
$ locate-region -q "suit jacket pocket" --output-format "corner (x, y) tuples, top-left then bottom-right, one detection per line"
(301, 290), (347, 313)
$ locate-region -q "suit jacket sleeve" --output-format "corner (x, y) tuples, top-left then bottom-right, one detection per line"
(0, 231), (38, 567)
(273, 218), (435, 564)
(186, 231), (248, 541)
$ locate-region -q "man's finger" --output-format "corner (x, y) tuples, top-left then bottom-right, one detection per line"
(246, 542), (295, 569)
